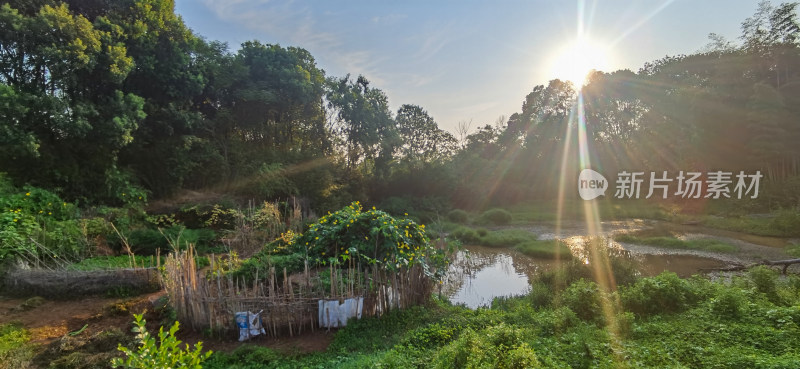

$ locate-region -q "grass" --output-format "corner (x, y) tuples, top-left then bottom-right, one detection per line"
(0, 322), (35, 369)
(202, 268), (800, 369)
(67, 255), (165, 270)
(615, 234), (738, 253)
(514, 240), (573, 259)
(506, 200), (670, 223)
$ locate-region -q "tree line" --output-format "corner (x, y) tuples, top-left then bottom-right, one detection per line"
(1, 0), (799, 213)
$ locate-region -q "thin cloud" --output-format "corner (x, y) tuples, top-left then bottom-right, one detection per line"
(200, 0), (386, 83)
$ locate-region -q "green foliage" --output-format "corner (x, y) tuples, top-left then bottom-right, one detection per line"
(477, 208), (513, 225)
(478, 229), (538, 248)
(710, 287), (748, 320)
(514, 240), (573, 259)
(450, 226), (480, 244)
(446, 209), (469, 223)
(68, 255), (162, 271)
(748, 265), (782, 303)
(770, 209), (800, 237)
(560, 279), (605, 322)
(432, 325), (541, 369)
(231, 250), (306, 283)
(0, 322), (34, 369)
(294, 202), (448, 279)
(123, 226), (217, 255)
(204, 345), (280, 369)
(0, 179), (88, 264)
(615, 234), (737, 253)
(620, 272), (701, 316)
(111, 314), (211, 369)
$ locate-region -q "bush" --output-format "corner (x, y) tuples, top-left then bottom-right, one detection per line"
(711, 288), (747, 320)
(748, 265), (781, 303)
(111, 314), (211, 369)
(477, 208), (513, 225)
(561, 279), (605, 322)
(294, 202), (448, 279)
(450, 226), (480, 244)
(447, 209), (469, 223)
(620, 272), (699, 316)
(432, 325), (540, 369)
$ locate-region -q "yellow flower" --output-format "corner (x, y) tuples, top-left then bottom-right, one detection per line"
(321, 252), (325, 255)
(13, 218), (18, 222)
(345, 250), (349, 254)
(315, 237), (319, 240)
(48, 212), (51, 215)
(25, 192), (30, 196)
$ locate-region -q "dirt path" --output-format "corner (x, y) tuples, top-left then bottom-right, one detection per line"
(0, 291), (332, 361)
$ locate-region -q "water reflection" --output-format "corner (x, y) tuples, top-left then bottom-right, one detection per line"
(448, 253), (528, 309)
(444, 220), (790, 309)
(444, 246), (566, 309)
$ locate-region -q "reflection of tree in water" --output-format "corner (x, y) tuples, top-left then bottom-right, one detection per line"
(440, 245), (561, 298)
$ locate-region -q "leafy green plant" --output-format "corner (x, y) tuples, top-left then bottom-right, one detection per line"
(447, 209), (469, 223)
(0, 322), (35, 368)
(561, 279), (605, 322)
(748, 265), (781, 303)
(111, 314), (211, 369)
(620, 272), (700, 317)
(294, 202), (449, 279)
(477, 208), (513, 225)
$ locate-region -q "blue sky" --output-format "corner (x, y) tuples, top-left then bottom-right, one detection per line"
(175, 0), (759, 133)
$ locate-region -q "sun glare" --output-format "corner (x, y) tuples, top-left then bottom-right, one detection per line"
(550, 38), (611, 87)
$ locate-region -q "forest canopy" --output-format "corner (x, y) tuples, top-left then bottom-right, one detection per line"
(1, 0), (799, 212)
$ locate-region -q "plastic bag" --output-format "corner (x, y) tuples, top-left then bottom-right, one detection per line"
(235, 310), (265, 341)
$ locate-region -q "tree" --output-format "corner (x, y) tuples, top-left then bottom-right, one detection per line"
(395, 104), (457, 169)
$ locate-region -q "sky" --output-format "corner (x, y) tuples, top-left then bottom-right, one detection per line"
(174, 0), (760, 134)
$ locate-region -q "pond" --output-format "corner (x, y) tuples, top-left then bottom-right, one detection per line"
(443, 220), (794, 309)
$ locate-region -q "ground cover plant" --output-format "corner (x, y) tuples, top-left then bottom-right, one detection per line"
(202, 266), (800, 368)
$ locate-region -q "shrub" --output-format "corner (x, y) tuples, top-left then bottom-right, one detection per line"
(447, 209), (469, 223)
(432, 325), (540, 369)
(111, 314), (211, 369)
(528, 281), (554, 309)
(561, 279), (605, 322)
(711, 288), (747, 320)
(748, 265), (781, 303)
(450, 226), (480, 244)
(477, 208), (513, 225)
(294, 202), (449, 279)
(620, 272), (699, 316)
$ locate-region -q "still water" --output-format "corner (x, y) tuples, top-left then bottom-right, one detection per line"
(444, 220), (793, 309)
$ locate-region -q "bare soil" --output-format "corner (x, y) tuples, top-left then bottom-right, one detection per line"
(0, 290), (332, 361)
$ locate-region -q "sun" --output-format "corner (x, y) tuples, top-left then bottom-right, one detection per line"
(549, 38), (611, 87)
